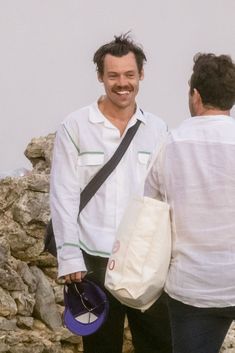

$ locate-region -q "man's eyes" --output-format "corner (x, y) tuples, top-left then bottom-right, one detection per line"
(108, 73), (135, 79)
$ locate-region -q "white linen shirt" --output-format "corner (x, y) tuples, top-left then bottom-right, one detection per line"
(50, 101), (167, 277)
(145, 115), (235, 308)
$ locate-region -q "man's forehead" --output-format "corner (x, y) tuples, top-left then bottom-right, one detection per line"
(103, 52), (138, 71)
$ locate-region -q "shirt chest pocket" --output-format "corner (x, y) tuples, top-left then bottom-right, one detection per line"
(138, 152), (150, 165)
(137, 151), (151, 180)
(77, 152), (105, 189)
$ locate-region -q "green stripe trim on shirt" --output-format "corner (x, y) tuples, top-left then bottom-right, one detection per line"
(79, 151), (104, 156)
(57, 241), (111, 257)
(57, 242), (80, 250)
(138, 151), (151, 155)
(79, 240), (110, 256)
(63, 124), (80, 153)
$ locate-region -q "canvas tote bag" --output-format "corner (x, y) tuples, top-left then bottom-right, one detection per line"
(104, 141), (171, 311)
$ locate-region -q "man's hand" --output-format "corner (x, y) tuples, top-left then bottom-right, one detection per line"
(64, 271), (87, 283)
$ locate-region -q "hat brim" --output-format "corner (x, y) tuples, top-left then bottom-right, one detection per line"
(64, 304), (108, 336)
(63, 279), (109, 336)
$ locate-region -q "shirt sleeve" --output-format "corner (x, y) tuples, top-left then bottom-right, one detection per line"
(50, 121), (86, 277)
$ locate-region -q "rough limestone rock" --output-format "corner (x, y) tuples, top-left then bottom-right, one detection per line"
(0, 237), (10, 267)
(0, 287), (17, 317)
(0, 133), (234, 353)
(30, 266), (62, 330)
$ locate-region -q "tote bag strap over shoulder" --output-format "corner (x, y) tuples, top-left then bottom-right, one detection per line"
(142, 133), (168, 200)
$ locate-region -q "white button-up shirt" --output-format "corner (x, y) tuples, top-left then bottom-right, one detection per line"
(145, 115), (235, 307)
(50, 101), (167, 277)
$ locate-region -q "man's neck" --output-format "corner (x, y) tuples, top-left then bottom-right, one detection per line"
(98, 96), (137, 135)
(197, 105), (230, 117)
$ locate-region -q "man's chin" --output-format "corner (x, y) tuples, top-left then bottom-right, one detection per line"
(116, 101), (134, 109)
(110, 96), (133, 108)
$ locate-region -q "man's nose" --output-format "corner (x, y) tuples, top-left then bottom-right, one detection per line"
(116, 75), (128, 86)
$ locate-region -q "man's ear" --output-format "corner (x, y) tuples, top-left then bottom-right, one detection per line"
(139, 69), (144, 81)
(191, 88), (204, 116)
(97, 72), (103, 82)
(193, 88), (202, 105)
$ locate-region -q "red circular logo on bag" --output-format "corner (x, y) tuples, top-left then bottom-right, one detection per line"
(112, 240), (120, 254)
(108, 259), (115, 270)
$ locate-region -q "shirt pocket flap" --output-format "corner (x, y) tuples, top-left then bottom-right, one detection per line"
(78, 152), (104, 166)
(138, 152), (150, 165)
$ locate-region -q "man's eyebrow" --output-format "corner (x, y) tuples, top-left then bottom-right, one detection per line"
(107, 70), (136, 74)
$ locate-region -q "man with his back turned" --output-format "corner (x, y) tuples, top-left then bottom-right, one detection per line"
(145, 53), (235, 353)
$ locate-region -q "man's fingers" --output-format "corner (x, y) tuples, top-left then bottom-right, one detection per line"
(81, 271), (86, 280)
(64, 272), (83, 283)
(64, 274), (72, 283)
(72, 272), (82, 282)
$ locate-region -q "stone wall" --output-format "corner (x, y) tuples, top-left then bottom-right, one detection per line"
(0, 133), (234, 353)
(0, 134), (132, 353)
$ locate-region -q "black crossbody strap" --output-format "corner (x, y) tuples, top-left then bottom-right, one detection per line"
(79, 119), (142, 215)
(44, 117), (142, 256)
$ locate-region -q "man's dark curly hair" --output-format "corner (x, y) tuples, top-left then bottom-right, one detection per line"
(190, 53), (235, 110)
(93, 33), (147, 76)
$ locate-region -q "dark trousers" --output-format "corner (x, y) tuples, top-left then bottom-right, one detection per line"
(82, 252), (172, 353)
(167, 294), (235, 353)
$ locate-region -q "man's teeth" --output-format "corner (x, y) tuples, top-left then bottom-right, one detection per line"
(117, 91), (129, 95)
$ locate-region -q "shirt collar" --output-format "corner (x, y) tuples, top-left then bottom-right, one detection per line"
(181, 115), (234, 127)
(89, 99), (146, 125)
(135, 107), (146, 124)
(89, 100), (106, 123)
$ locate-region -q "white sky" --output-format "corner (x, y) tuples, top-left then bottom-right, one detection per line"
(1, 0), (235, 172)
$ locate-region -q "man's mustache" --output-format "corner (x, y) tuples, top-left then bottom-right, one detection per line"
(112, 85), (133, 92)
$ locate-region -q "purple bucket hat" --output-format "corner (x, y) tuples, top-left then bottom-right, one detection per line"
(63, 279), (109, 336)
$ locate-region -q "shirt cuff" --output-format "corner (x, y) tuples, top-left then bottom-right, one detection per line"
(57, 256), (87, 278)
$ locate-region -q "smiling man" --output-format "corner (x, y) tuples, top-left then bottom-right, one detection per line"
(50, 34), (172, 353)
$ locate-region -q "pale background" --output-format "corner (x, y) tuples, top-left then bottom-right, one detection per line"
(1, 0), (235, 173)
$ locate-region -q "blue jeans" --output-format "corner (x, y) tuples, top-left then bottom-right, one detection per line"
(167, 294), (235, 353)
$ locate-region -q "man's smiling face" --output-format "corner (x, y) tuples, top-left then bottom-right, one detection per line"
(98, 52), (144, 110)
